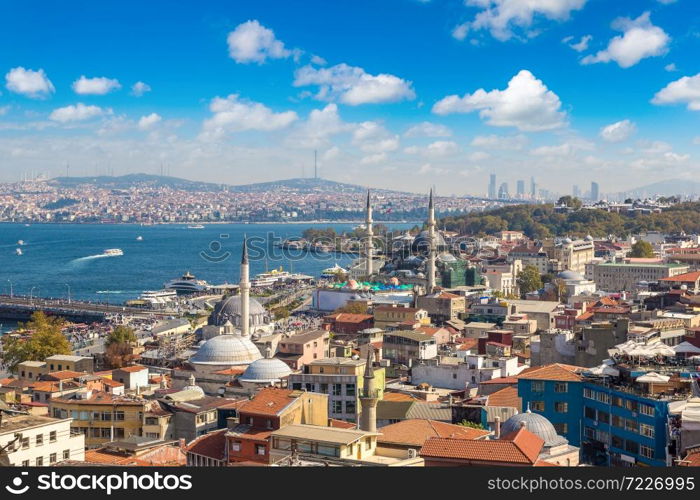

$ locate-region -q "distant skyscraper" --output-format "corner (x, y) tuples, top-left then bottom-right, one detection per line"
(488, 174), (497, 199)
(530, 177), (536, 198)
(498, 182), (509, 199)
(516, 180), (525, 198)
(591, 181), (600, 202)
(573, 185), (580, 198)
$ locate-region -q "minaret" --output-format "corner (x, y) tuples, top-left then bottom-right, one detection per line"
(359, 347), (378, 433)
(240, 235), (250, 337)
(365, 189), (373, 279)
(427, 188), (436, 293)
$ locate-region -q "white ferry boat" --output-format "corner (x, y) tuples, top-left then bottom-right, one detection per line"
(165, 271), (210, 294)
(320, 263), (348, 278)
(139, 289), (178, 306)
(187, 224), (205, 229)
(251, 267), (292, 288)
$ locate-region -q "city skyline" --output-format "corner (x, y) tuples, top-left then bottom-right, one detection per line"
(1, 0), (699, 194)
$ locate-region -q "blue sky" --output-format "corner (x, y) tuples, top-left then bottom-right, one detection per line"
(1, 0), (699, 196)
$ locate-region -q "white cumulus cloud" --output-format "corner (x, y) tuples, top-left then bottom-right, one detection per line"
(432, 69), (566, 131)
(652, 73), (700, 110)
(404, 122), (452, 138)
(138, 113), (162, 130)
(49, 103), (107, 123)
(72, 76), (121, 95)
(563, 34), (591, 52)
(285, 103), (353, 148)
(131, 81), (151, 97)
(600, 119), (636, 142)
(581, 12), (670, 68)
(466, 0), (587, 41)
(5, 67), (55, 99)
(200, 94), (298, 140)
(352, 121), (400, 153)
(227, 20), (291, 64)
(293, 63), (415, 105)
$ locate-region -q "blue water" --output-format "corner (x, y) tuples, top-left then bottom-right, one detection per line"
(0, 223), (413, 303)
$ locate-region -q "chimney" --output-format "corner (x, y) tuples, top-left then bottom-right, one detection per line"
(494, 416), (501, 439)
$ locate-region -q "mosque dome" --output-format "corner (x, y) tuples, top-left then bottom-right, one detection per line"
(558, 270), (584, 281)
(501, 411), (568, 447)
(189, 333), (262, 366)
(240, 357), (293, 383)
(411, 230), (448, 254)
(585, 234), (594, 241)
(210, 295), (269, 327)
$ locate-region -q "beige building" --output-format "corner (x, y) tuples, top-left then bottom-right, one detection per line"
(416, 292), (466, 324)
(545, 238), (595, 275)
(373, 305), (430, 330)
(0, 414), (85, 466)
(592, 262), (689, 291)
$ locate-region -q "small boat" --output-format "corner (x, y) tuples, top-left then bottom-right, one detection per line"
(187, 224), (205, 229)
(15, 248), (22, 256)
(103, 248), (124, 256)
(17, 240), (25, 246)
(136, 236), (143, 241)
(321, 263), (348, 278)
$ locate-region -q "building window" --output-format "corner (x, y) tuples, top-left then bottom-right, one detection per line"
(63, 450), (70, 460)
(640, 423), (655, 438)
(332, 384), (342, 396)
(21, 437), (29, 450)
(345, 401), (356, 414)
(554, 402), (568, 413)
(554, 382), (568, 393)
(36, 457), (43, 466)
(531, 381), (545, 393)
(598, 410), (610, 424)
(21, 460), (29, 467)
(49, 431), (56, 443)
(231, 441), (241, 452)
(255, 445), (266, 456)
(36, 434), (43, 446)
(332, 401), (343, 414)
(49, 453), (57, 464)
(640, 445), (654, 459)
(530, 401), (545, 411)
(583, 388), (593, 399)
(320, 383), (328, 393)
(640, 404), (654, 417)
(624, 440), (639, 455)
(554, 423), (568, 434)
(584, 406), (596, 419)
(346, 384), (356, 397)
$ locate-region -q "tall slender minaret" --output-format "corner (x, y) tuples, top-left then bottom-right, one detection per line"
(240, 235), (250, 337)
(359, 347), (378, 433)
(365, 189), (373, 279)
(427, 188), (436, 293)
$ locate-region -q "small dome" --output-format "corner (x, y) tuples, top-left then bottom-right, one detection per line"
(558, 270), (584, 281)
(189, 333), (262, 366)
(585, 234), (594, 241)
(562, 237), (573, 245)
(240, 357), (292, 383)
(501, 411), (568, 447)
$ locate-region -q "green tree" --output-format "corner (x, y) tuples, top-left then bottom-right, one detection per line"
(629, 240), (654, 258)
(557, 196), (582, 210)
(516, 265), (543, 297)
(457, 419), (485, 430)
(333, 302), (367, 315)
(1, 311), (71, 372)
(105, 325), (137, 347)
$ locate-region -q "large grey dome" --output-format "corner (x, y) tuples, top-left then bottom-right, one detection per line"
(189, 333), (262, 366)
(210, 295), (269, 327)
(411, 230), (448, 254)
(501, 411), (568, 447)
(240, 357), (292, 383)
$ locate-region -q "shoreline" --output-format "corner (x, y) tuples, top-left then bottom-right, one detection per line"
(0, 220), (422, 226)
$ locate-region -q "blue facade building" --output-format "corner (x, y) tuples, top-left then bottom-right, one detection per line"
(517, 364), (584, 447)
(580, 381), (670, 466)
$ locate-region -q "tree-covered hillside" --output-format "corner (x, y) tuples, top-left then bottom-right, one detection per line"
(440, 202), (700, 239)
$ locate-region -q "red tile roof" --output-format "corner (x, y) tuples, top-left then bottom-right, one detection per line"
(517, 364), (584, 382)
(486, 387), (521, 410)
(660, 271), (700, 282)
(379, 419), (489, 447)
(420, 427), (544, 465)
(185, 429), (227, 461)
(237, 388), (297, 417)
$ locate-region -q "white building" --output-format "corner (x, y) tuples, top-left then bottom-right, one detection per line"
(411, 354), (523, 391)
(0, 415), (85, 466)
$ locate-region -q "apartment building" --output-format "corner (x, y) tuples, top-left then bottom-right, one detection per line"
(0, 414), (85, 466)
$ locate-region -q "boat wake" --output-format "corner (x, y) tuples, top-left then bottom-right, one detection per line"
(71, 253), (120, 263)
(96, 290), (139, 294)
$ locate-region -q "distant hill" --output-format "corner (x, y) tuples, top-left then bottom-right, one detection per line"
(49, 174), (405, 195)
(618, 179), (700, 198)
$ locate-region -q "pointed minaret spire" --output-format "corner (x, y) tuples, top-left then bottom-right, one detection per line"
(240, 235), (250, 337)
(365, 189), (374, 279)
(359, 346), (378, 432)
(427, 188), (436, 294)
